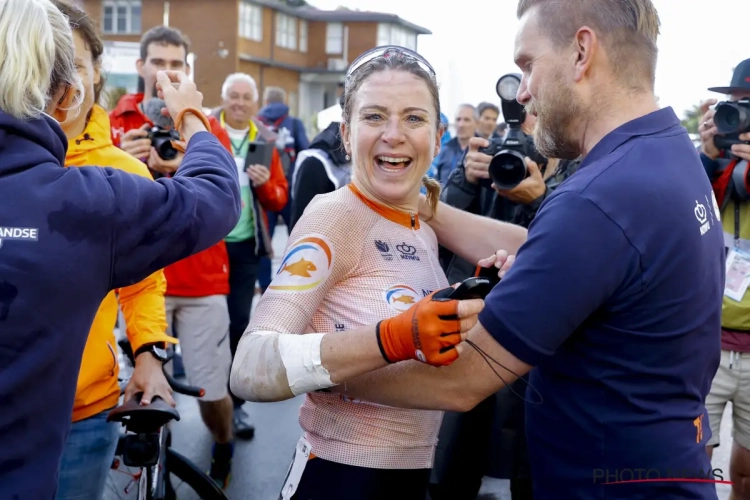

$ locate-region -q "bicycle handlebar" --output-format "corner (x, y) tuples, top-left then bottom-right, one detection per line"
(163, 370), (204, 398)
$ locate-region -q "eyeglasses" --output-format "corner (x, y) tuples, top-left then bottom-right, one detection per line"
(346, 45), (436, 80)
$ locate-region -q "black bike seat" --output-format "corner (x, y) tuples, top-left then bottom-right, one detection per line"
(107, 394), (180, 431)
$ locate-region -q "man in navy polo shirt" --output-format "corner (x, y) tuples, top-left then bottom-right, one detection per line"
(449, 0), (724, 497)
(329, 0), (724, 498)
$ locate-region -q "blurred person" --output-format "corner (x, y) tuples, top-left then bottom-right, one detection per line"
(108, 25), (240, 486)
(697, 59), (750, 499)
(0, 1), (240, 497)
(212, 73), (288, 440)
(289, 120), (350, 229)
(429, 103), (477, 185)
(476, 101), (501, 140)
(308, 2), (725, 498)
(496, 122), (507, 139)
(230, 46), (498, 500)
(439, 111), (451, 146)
(256, 86), (309, 296)
(51, 3), (174, 498)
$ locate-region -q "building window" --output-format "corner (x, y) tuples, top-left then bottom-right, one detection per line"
(239, 2), (263, 42)
(376, 23), (416, 51)
(326, 22), (343, 54)
(102, 0), (141, 34)
(275, 13), (297, 50)
(299, 20), (308, 53)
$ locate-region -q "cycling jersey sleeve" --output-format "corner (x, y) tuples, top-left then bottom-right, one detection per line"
(248, 194), (364, 336)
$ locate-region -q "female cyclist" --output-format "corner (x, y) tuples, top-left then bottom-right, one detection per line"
(0, 0), (239, 496)
(230, 46), (515, 499)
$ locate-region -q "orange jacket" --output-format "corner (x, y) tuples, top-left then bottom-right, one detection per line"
(109, 94), (231, 297)
(65, 105), (176, 422)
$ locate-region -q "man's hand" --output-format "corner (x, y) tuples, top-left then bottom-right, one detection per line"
(120, 123), (152, 159)
(699, 99), (720, 160)
(464, 137), (492, 184)
(124, 352), (175, 407)
(732, 133), (750, 162)
(147, 146), (185, 175)
(247, 164), (270, 186)
(494, 157), (546, 204)
(478, 249), (516, 279)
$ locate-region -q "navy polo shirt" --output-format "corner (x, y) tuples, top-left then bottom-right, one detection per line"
(478, 107), (724, 499)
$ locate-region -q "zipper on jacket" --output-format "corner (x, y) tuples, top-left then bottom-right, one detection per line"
(410, 213), (416, 229)
(106, 341), (117, 376)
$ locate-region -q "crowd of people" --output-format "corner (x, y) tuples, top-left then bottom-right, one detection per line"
(2, 0), (750, 499)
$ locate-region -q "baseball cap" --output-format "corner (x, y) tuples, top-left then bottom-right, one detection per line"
(708, 58), (750, 95)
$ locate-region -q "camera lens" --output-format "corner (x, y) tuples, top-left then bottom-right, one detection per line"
(714, 102), (750, 135)
(488, 150), (527, 190)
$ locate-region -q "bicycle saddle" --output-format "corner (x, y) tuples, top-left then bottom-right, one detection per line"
(107, 394), (180, 432)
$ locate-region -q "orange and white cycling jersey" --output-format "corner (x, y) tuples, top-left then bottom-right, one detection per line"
(248, 183), (449, 469)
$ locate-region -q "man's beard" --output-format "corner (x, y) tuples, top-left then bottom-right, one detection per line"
(527, 76), (585, 160)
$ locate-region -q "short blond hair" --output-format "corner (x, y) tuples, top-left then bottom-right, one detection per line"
(0, 0), (83, 119)
(517, 0), (661, 92)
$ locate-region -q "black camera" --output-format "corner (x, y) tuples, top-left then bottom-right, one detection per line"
(146, 126), (181, 161)
(714, 98), (750, 150)
(477, 74), (547, 190)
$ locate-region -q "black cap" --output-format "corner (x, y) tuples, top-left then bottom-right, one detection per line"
(708, 58), (750, 95)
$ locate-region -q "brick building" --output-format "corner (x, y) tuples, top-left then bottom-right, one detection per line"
(78, 0), (430, 132)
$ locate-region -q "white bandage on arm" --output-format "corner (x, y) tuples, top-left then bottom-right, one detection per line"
(229, 330), (336, 402)
(278, 333), (335, 396)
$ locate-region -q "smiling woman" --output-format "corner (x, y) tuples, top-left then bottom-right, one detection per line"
(230, 46), (486, 499)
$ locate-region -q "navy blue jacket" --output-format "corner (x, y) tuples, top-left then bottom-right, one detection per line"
(0, 110), (240, 498)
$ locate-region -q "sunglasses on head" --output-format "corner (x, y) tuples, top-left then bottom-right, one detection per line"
(346, 45), (436, 80)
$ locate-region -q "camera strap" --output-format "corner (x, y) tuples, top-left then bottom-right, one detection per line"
(736, 200), (741, 249)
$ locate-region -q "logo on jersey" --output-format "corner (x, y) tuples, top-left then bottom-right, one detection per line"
(374, 240), (394, 261)
(384, 284), (421, 312)
(396, 242), (420, 261)
(695, 200), (711, 236)
(269, 234), (334, 292)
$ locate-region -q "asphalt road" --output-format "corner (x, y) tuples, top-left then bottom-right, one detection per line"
(106, 226), (735, 500)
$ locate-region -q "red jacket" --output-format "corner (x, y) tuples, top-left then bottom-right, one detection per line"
(109, 93), (231, 297)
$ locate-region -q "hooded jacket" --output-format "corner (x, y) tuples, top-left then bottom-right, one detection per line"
(289, 121), (350, 229)
(110, 93), (234, 296)
(65, 105), (175, 422)
(0, 107), (239, 498)
(257, 101), (310, 162)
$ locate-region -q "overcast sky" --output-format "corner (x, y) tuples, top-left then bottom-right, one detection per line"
(312, 0), (747, 121)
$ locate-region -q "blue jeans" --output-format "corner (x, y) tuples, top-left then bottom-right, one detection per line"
(258, 204), (291, 290)
(56, 409), (120, 500)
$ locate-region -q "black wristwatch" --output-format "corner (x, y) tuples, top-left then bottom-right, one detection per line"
(134, 343), (168, 362)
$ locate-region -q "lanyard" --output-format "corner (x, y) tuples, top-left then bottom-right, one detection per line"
(736, 199), (741, 249)
(230, 133), (249, 157)
(220, 110), (255, 156)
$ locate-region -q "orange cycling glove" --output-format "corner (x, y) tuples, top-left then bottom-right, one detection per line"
(376, 289), (463, 367)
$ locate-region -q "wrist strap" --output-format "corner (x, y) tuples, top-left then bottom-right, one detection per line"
(174, 107), (211, 138)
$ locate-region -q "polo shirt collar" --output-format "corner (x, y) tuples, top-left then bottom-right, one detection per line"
(581, 107), (680, 167)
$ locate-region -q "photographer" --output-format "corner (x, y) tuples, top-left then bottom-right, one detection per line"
(431, 75), (579, 500)
(697, 59), (750, 499)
